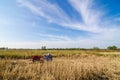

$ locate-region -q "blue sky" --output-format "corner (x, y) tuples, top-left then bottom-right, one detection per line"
(0, 0), (120, 49)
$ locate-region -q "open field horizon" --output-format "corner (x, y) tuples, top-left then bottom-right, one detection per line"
(1, 0), (120, 80)
(0, 49), (119, 80)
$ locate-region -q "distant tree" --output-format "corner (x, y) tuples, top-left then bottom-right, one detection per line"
(93, 47), (100, 50)
(107, 45), (117, 50)
(0, 47), (8, 50)
(41, 46), (46, 50)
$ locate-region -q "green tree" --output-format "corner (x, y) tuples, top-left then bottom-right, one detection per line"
(93, 47), (100, 50)
(107, 45), (117, 50)
(41, 46), (46, 50)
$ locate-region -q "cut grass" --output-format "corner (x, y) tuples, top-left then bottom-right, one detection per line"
(0, 49), (120, 59)
(0, 56), (119, 80)
(0, 49), (120, 80)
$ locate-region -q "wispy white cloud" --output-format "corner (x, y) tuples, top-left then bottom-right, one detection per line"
(17, 0), (71, 25)
(14, 0), (120, 48)
(17, 0), (107, 33)
(37, 33), (72, 41)
(69, 0), (101, 25)
(68, 0), (103, 31)
(113, 17), (120, 23)
(3, 37), (120, 49)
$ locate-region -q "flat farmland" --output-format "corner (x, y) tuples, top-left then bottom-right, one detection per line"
(0, 50), (119, 80)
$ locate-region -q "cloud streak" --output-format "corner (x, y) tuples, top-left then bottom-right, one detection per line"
(17, 0), (120, 33)
(17, 0), (108, 33)
(69, 0), (103, 31)
(17, 0), (71, 25)
(37, 33), (72, 41)
(15, 0), (120, 48)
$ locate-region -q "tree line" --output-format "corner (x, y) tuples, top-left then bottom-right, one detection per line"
(0, 45), (119, 50)
(41, 45), (119, 50)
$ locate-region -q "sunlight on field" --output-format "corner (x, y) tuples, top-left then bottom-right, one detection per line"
(0, 50), (120, 80)
(0, 55), (120, 80)
(99, 52), (120, 54)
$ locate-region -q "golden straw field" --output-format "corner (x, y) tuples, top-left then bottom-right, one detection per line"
(0, 49), (120, 80)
